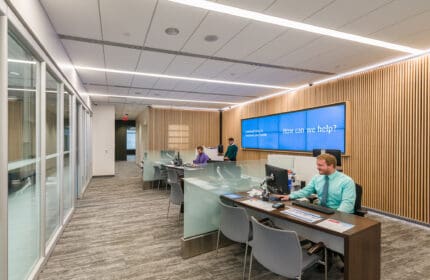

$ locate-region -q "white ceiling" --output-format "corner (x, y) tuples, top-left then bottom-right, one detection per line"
(40, 0), (430, 118)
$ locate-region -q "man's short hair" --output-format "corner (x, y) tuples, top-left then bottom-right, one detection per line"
(317, 153), (337, 167)
(196, 146), (203, 151)
(228, 137), (234, 141)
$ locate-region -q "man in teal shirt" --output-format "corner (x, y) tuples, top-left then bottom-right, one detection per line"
(279, 153), (356, 213)
(224, 137), (238, 161)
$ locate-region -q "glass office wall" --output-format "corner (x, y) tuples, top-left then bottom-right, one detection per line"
(45, 71), (60, 245)
(2, 21), (93, 280)
(7, 32), (41, 280)
(63, 91), (72, 219)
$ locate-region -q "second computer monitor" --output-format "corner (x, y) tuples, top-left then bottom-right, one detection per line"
(265, 164), (290, 195)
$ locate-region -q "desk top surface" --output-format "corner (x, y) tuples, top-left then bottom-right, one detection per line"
(222, 192), (380, 238)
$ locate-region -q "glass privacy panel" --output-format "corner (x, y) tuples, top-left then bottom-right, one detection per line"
(45, 156), (59, 244)
(63, 152), (72, 217)
(45, 71), (58, 155)
(64, 92), (70, 152)
(183, 160), (266, 239)
(8, 30), (40, 280)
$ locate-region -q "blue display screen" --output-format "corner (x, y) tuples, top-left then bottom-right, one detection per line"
(241, 103), (346, 153)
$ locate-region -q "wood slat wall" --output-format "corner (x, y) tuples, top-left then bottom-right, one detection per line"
(146, 108), (220, 152)
(222, 55), (430, 224)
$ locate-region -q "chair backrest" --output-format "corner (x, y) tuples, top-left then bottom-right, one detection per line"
(355, 183), (363, 212)
(159, 165), (168, 180)
(250, 216), (302, 279)
(169, 182), (184, 205)
(218, 201), (250, 243)
(167, 169), (179, 184)
(153, 166), (161, 180)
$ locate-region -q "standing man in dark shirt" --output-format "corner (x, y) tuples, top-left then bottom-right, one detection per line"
(224, 137), (238, 161)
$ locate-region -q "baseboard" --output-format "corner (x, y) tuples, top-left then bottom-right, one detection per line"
(181, 231), (233, 259)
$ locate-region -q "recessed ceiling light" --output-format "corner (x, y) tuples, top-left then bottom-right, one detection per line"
(204, 34), (218, 42)
(165, 27), (180, 36)
(169, 0), (422, 53)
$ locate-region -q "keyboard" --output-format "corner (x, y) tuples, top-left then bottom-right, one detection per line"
(292, 200), (335, 214)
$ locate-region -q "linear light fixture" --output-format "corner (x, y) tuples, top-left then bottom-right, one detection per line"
(88, 93), (238, 105)
(151, 105), (220, 111)
(7, 59), (37, 64)
(75, 65), (290, 90)
(222, 48), (430, 111)
(169, 0), (422, 54)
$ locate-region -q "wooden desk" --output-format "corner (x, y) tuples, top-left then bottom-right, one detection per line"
(222, 193), (381, 280)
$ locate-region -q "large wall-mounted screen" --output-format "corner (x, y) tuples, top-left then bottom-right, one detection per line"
(241, 103), (347, 153)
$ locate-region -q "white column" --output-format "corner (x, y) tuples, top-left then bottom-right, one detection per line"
(0, 15), (8, 280)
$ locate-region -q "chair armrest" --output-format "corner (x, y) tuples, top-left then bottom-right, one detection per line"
(355, 208), (367, 217)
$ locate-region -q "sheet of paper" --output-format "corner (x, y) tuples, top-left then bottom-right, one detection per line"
(281, 207), (323, 223)
(241, 198), (274, 211)
(223, 193), (243, 200)
(316, 219), (355, 232)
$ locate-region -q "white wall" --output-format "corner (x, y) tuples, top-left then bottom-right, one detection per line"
(91, 105), (115, 176)
(267, 154), (318, 184)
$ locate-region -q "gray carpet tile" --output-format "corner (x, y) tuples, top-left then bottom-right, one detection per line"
(38, 161), (430, 280)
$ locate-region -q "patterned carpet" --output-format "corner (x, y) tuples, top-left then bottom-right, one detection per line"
(38, 161), (430, 280)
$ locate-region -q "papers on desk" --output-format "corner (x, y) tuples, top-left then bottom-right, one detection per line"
(223, 193), (243, 200)
(281, 207), (323, 223)
(247, 189), (263, 197)
(316, 219), (354, 233)
(241, 198), (275, 211)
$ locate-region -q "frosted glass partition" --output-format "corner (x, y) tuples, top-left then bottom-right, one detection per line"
(183, 160), (267, 239)
(143, 149), (199, 182)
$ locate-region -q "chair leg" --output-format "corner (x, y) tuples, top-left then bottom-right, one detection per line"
(248, 253), (253, 280)
(324, 247), (328, 280)
(178, 207), (181, 222)
(158, 180), (160, 190)
(242, 242), (249, 280)
(167, 200), (170, 218)
(216, 227), (221, 256)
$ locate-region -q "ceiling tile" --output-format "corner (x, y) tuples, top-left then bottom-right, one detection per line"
(41, 0), (101, 39)
(214, 21), (285, 59)
(62, 40), (105, 67)
(104, 45), (141, 70)
(136, 50), (175, 73)
(265, 0), (335, 21)
(145, 0), (208, 51)
(164, 55), (205, 76)
(99, 0), (157, 45)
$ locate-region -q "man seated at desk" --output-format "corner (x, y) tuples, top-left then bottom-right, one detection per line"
(193, 146), (210, 166)
(278, 153), (356, 214)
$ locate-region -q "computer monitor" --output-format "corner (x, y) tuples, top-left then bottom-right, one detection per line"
(312, 149), (342, 167)
(173, 152), (183, 166)
(217, 144), (223, 154)
(265, 164), (289, 194)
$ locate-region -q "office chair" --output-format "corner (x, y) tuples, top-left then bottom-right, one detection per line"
(167, 169), (179, 189)
(216, 201), (252, 280)
(248, 217), (327, 280)
(354, 183), (367, 217)
(159, 165), (169, 191)
(152, 166), (161, 189)
(166, 181), (184, 221)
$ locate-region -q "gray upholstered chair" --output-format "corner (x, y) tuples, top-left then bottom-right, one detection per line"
(159, 165), (168, 191)
(166, 181), (184, 221)
(216, 200), (251, 280)
(152, 165), (161, 189)
(248, 216), (327, 280)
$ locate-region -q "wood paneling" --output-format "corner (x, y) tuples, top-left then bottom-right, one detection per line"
(222, 55), (430, 224)
(146, 108), (219, 152)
